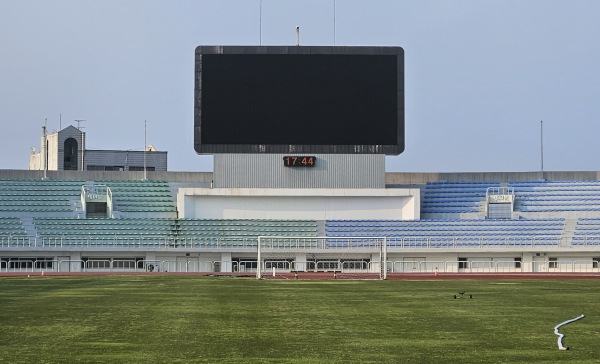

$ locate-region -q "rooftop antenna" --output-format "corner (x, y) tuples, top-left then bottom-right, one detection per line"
(333, 0), (336, 45)
(296, 26), (300, 46)
(259, 0), (262, 45)
(75, 119), (86, 130)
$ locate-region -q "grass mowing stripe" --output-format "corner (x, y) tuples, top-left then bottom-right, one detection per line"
(0, 276), (598, 363)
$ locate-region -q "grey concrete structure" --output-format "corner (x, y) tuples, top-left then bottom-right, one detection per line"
(214, 154), (385, 188)
(84, 149), (167, 172)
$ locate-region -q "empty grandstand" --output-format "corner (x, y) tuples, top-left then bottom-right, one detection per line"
(2, 170), (600, 276)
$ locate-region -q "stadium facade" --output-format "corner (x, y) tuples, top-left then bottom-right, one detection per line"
(2, 169), (600, 276)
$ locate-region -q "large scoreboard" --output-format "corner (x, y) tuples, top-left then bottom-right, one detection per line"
(194, 46), (404, 155)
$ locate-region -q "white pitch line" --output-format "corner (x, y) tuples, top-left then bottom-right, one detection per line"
(554, 314), (585, 350)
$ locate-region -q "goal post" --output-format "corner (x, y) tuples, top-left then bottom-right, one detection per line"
(256, 236), (387, 280)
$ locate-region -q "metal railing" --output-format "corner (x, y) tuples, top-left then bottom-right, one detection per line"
(386, 260), (600, 273)
(2, 259), (600, 274)
(3, 234), (600, 250)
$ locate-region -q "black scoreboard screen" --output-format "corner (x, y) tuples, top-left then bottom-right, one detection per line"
(194, 46), (404, 155)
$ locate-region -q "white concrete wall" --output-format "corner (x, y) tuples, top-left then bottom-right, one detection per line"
(177, 188), (420, 220)
(28, 153), (41, 170)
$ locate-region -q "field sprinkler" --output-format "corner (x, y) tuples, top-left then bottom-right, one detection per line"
(453, 291), (473, 299)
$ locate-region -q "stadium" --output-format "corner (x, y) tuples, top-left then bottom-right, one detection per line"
(2, 45), (600, 279)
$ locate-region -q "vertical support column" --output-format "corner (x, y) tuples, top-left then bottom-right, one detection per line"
(71, 252), (82, 272)
(256, 236), (262, 279)
(220, 252), (232, 272)
(295, 253), (307, 272)
(522, 253), (534, 273)
(381, 237), (387, 280)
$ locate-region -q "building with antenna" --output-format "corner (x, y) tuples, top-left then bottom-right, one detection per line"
(28, 125), (167, 172)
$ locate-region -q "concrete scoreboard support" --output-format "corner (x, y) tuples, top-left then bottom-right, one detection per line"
(214, 154), (385, 189)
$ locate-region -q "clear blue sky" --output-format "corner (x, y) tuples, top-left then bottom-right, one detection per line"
(1, 0), (599, 172)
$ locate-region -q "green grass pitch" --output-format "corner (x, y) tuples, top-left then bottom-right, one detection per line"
(0, 276), (598, 363)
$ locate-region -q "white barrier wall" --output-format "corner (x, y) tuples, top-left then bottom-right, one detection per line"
(177, 188), (420, 220)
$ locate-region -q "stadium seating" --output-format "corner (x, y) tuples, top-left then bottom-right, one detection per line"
(510, 181), (600, 212)
(33, 217), (176, 246)
(325, 218), (564, 248)
(0, 217), (27, 237)
(4, 177), (600, 253)
(572, 218), (600, 245)
(421, 181), (501, 214)
(176, 219), (317, 237)
(0, 179), (82, 215)
(99, 180), (177, 217)
(31, 216), (319, 247)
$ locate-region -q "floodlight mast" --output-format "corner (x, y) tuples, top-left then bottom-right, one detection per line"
(540, 120), (544, 175)
(144, 120), (147, 181)
(42, 119), (47, 180)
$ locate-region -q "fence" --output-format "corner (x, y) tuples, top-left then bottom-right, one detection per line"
(2, 259), (600, 274)
(2, 235), (592, 249)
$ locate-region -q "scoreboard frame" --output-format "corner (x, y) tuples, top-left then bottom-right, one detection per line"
(194, 45), (404, 155)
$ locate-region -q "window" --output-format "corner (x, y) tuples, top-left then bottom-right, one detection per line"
(458, 257), (468, 269)
(34, 258), (54, 269)
(236, 259), (257, 270)
(64, 138), (79, 170)
(86, 202), (107, 217)
(1, 257), (59, 271)
(514, 257), (522, 269)
(129, 166), (155, 171)
(549, 257), (558, 269)
(593, 258), (600, 269)
(87, 165), (125, 171)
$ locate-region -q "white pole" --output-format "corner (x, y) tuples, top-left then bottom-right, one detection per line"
(259, 0), (262, 45)
(144, 120), (147, 180)
(81, 128), (85, 171)
(42, 120), (47, 180)
(540, 120), (544, 173)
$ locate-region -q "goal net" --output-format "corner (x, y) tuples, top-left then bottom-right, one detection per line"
(256, 236), (387, 280)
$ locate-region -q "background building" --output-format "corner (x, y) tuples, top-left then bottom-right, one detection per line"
(28, 125), (167, 172)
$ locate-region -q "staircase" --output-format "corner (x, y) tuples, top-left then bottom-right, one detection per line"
(560, 218), (578, 247)
(20, 217), (37, 239)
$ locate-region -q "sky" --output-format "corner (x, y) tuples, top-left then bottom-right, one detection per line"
(1, 0), (599, 173)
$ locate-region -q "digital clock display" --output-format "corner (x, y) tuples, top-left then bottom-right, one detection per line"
(283, 156), (316, 167)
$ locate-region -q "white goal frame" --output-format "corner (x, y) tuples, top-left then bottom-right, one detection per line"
(256, 236), (387, 280)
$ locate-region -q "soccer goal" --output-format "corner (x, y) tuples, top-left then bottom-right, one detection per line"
(256, 236), (387, 280)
